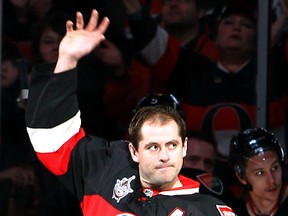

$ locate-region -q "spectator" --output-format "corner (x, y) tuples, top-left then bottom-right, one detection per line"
(121, 0), (288, 156)
(160, 0), (218, 57)
(101, 0), (220, 138)
(123, 0), (219, 59)
(31, 11), (72, 65)
(183, 130), (218, 172)
(25, 9), (235, 215)
(229, 128), (288, 215)
(2, 0), (62, 60)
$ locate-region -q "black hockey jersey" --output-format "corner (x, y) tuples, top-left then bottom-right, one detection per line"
(26, 64), (235, 216)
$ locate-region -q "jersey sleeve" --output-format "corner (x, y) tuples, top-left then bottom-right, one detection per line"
(25, 64), (92, 201)
(26, 64), (81, 155)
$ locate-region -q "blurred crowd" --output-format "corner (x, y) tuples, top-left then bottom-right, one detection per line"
(1, 0), (288, 215)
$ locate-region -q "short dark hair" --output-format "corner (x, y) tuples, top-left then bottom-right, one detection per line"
(128, 105), (186, 149)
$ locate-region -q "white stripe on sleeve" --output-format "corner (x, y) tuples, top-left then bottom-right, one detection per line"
(27, 111), (82, 153)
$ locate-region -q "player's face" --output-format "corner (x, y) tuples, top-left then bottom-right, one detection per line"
(240, 151), (282, 204)
(129, 120), (187, 191)
(183, 138), (216, 172)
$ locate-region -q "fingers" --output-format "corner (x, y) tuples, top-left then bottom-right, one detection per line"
(97, 17), (110, 35)
(85, 9), (99, 31)
(66, 9), (109, 34)
(76, 12), (84, 30)
(66, 12), (84, 32)
(85, 9), (110, 34)
(66, 20), (74, 32)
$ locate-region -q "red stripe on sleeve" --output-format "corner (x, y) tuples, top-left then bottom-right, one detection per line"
(36, 128), (86, 175)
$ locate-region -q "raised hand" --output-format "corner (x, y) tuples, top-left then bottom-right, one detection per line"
(55, 9), (110, 73)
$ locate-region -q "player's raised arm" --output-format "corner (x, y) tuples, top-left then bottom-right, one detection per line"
(55, 9), (110, 73)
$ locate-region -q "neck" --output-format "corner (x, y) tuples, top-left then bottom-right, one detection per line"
(220, 48), (251, 62)
(218, 51), (251, 72)
(249, 195), (278, 215)
(142, 178), (182, 192)
(166, 23), (200, 46)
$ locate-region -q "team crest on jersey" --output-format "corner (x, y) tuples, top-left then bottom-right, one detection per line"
(112, 175), (136, 203)
(196, 172), (223, 195)
(216, 205), (235, 216)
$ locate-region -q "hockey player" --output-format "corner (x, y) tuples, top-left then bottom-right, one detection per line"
(25, 9), (235, 216)
(229, 128), (288, 215)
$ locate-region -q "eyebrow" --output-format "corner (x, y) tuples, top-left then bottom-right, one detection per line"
(144, 139), (180, 147)
(250, 158), (280, 171)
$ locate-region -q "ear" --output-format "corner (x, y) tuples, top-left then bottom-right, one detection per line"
(236, 173), (248, 185)
(128, 142), (139, 163)
(182, 137), (188, 158)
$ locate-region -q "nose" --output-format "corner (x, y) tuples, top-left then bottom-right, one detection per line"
(197, 161), (205, 171)
(232, 23), (241, 32)
(266, 172), (276, 186)
(53, 40), (60, 49)
(159, 148), (170, 162)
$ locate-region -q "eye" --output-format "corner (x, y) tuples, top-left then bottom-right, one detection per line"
(241, 21), (254, 29)
(255, 170), (264, 176)
(189, 156), (200, 164)
(41, 39), (57, 45)
(190, 156), (198, 162)
(222, 18), (233, 25)
(271, 164), (280, 172)
(166, 142), (179, 150)
(168, 143), (177, 149)
(148, 145), (159, 151)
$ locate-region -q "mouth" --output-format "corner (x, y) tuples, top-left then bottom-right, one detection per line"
(156, 165), (173, 171)
(230, 34), (241, 40)
(266, 188), (277, 192)
(265, 186), (280, 194)
(167, 10), (181, 17)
